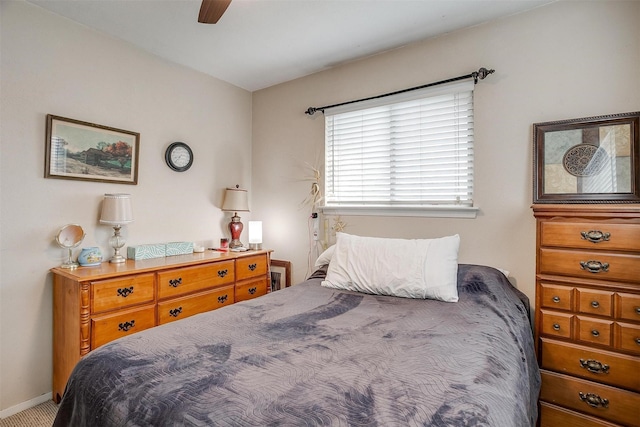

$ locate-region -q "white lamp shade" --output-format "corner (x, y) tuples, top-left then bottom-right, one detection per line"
(99, 193), (134, 225)
(221, 187), (249, 212)
(248, 221), (262, 244)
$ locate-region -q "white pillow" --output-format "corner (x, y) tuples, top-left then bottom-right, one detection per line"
(314, 245), (335, 269)
(322, 233), (460, 302)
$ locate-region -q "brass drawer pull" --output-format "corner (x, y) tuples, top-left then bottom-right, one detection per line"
(117, 286), (134, 298)
(635, 307), (640, 315)
(169, 307), (183, 317)
(578, 392), (609, 408)
(248, 263), (257, 271)
(118, 320), (135, 332)
(591, 301), (600, 308)
(580, 230), (610, 244)
(579, 359), (609, 374)
(591, 330), (600, 337)
(552, 296), (560, 303)
(580, 260), (609, 274)
(169, 278), (182, 287)
(636, 338), (640, 346)
(217, 269), (228, 278)
(248, 287), (257, 295)
(552, 323), (560, 331)
(217, 294), (228, 304)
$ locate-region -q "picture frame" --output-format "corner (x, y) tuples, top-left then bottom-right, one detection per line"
(533, 111), (640, 204)
(270, 259), (291, 292)
(45, 114), (140, 185)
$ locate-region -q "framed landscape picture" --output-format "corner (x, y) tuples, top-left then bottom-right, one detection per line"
(45, 115), (140, 184)
(533, 111), (640, 203)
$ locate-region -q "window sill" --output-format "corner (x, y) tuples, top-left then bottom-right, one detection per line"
(319, 205), (479, 219)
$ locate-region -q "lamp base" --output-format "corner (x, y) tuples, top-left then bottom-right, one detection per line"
(229, 239), (243, 249)
(228, 213), (244, 249)
(249, 243), (262, 250)
(108, 225), (127, 264)
(109, 254), (127, 264)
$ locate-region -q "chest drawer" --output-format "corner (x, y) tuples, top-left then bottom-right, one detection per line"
(541, 310), (573, 338)
(539, 248), (640, 284)
(540, 221), (640, 251)
(577, 316), (613, 347)
(615, 322), (640, 356)
(157, 261), (235, 300)
(236, 254), (268, 281)
(91, 273), (155, 314)
(540, 371), (640, 426)
(540, 402), (623, 427)
(578, 289), (614, 317)
(616, 293), (640, 322)
(157, 285), (234, 325)
(235, 277), (268, 302)
(541, 283), (574, 311)
(540, 338), (640, 392)
(91, 304), (156, 349)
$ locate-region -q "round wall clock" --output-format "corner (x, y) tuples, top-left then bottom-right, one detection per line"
(165, 142), (193, 172)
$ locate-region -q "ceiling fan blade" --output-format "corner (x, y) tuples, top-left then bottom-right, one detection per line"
(198, 0), (232, 24)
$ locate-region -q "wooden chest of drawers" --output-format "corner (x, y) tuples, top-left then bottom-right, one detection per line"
(51, 250), (271, 403)
(533, 205), (640, 427)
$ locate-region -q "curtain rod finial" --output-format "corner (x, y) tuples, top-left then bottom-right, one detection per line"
(472, 67), (495, 83)
(305, 107), (317, 116)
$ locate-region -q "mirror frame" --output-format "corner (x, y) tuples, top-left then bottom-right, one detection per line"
(55, 224), (85, 249)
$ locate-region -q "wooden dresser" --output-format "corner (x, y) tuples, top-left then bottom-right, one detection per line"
(533, 205), (640, 427)
(51, 249), (271, 403)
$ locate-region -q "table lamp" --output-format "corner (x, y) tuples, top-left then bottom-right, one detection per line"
(99, 193), (134, 263)
(248, 221), (262, 250)
(221, 185), (249, 249)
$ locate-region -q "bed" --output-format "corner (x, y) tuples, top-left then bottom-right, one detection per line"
(54, 253), (540, 426)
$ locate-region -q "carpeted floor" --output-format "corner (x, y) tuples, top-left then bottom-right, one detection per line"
(0, 401), (58, 427)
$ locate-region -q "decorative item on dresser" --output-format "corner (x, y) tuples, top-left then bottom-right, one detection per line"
(50, 249), (272, 404)
(221, 185), (250, 249)
(99, 193), (134, 263)
(533, 204), (640, 427)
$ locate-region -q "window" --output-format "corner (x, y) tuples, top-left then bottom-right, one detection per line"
(323, 80), (477, 217)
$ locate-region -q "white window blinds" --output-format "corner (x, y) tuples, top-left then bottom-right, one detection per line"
(324, 80), (475, 208)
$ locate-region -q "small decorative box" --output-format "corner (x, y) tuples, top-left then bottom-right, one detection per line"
(127, 244), (166, 260)
(166, 242), (194, 256)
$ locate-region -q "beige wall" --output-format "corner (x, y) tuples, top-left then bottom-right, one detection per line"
(0, 1), (252, 413)
(252, 1), (639, 290)
(1, 0), (639, 415)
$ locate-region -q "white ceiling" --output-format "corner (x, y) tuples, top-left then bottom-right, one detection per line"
(27, 0), (554, 92)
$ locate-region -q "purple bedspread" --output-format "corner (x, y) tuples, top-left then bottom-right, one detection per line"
(54, 264), (540, 426)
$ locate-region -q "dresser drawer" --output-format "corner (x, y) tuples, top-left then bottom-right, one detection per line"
(91, 273), (155, 314)
(540, 402), (623, 427)
(615, 322), (640, 356)
(541, 310), (573, 339)
(616, 293), (640, 322)
(540, 371), (640, 426)
(235, 277), (268, 302)
(578, 289), (614, 317)
(157, 285), (234, 325)
(236, 254), (268, 281)
(539, 248), (640, 284)
(157, 261), (235, 300)
(577, 316), (613, 347)
(91, 304), (156, 348)
(540, 283), (574, 311)
(540, 338), (640, 392)
(540, 221), (640, 251)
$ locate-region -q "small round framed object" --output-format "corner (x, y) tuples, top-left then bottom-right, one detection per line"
(165, 142), (193, 172)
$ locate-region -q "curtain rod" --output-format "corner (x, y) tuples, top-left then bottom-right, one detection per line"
(304, 67), (494, 116)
